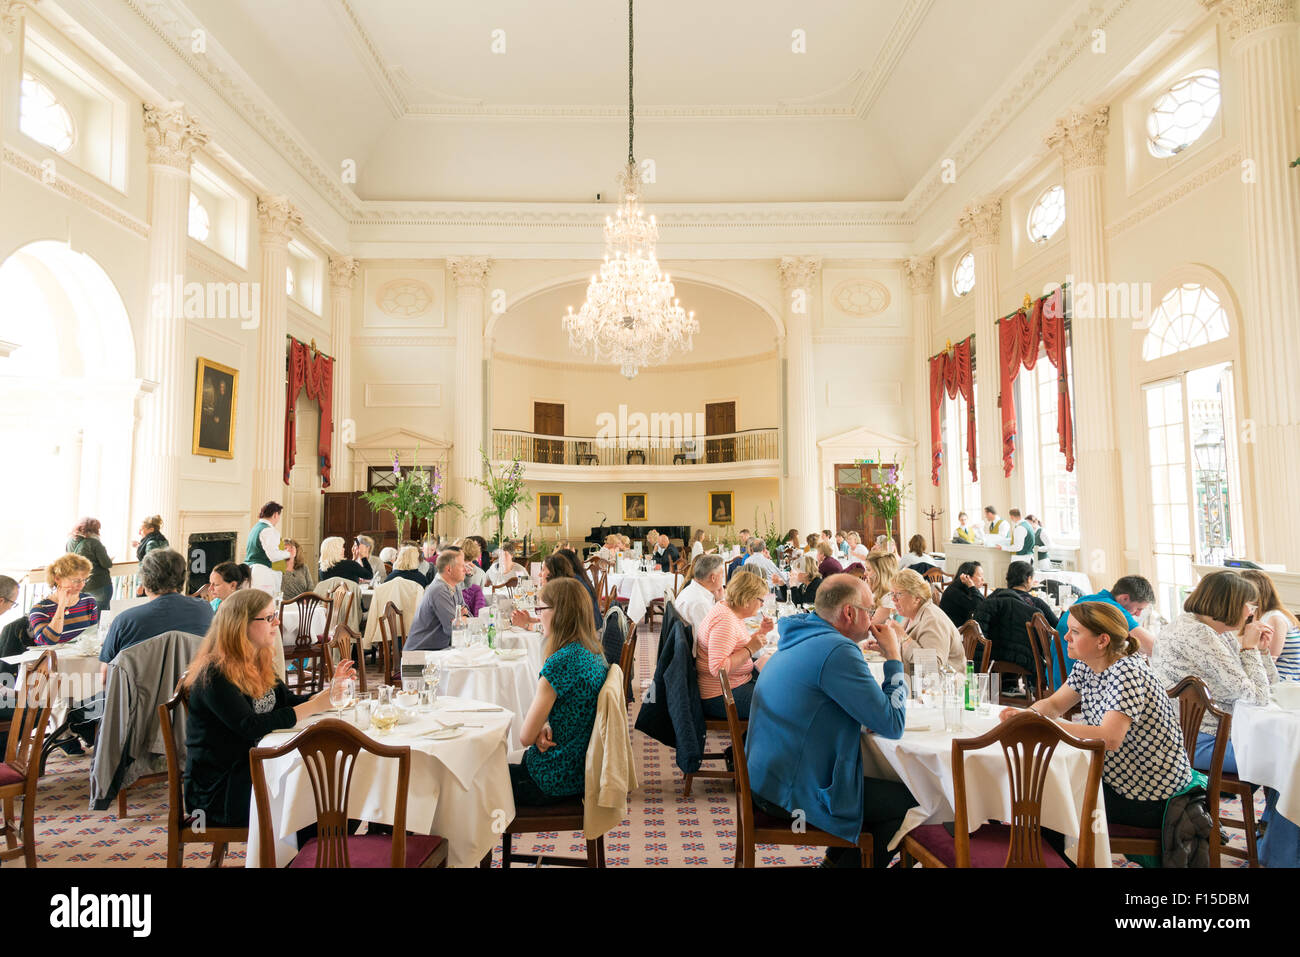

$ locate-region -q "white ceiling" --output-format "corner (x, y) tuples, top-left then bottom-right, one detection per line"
(179, 0), (1075, 204)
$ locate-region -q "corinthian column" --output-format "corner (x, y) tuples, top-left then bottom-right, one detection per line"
(450, 257), (491, 537)
(250, 197), (301, 514)
(1044, 105), (1124, 582)
(905, 256), (937, 526)
(328, 256), (359, 491)
(778, 256), (822, 535)
(134, 103), (207, 543)
(958, 197), (1008, 513)
(1203, 0), (1300, 569)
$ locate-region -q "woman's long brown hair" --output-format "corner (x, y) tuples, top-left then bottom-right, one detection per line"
(184, 589), (277, 699)
(541, 577), (606, 661)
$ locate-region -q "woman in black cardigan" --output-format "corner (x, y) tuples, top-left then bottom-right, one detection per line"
(182, 589), (354, 827)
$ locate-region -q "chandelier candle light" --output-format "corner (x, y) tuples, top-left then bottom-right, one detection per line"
(562, 0), (698, 380)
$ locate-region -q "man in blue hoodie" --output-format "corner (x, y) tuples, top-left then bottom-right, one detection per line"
(746, 574), (914, 867)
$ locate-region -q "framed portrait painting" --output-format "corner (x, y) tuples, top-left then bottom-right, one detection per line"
(622, 492), (647, 522)
(193, 358), (238, 458)
(709, 491), (734, 526)
(537, 493), (562, 526)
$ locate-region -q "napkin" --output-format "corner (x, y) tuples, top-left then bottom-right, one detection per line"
(904, 708), (935, 732)
(443, 646), (497, 668)
(1272, 683), (1300, 711)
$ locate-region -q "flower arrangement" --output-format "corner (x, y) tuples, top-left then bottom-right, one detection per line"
(362, 447), (463, 543)
(753, 503), (784, 557)
(839, 454), (912, 542)
(471, 449), (530, 548)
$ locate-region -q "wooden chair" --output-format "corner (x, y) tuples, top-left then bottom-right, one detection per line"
(721, 673), (873, 868)
(900, 710), (1104, 868)
(1, 650), (55, 868)
(1024, 612), (1060, 700)
(645, 569), (682, 631)
(249, 718), (448, 868)
(488, 575), (519, 596)
(1107, 676), (1242, 868)
(280, 592), (334, 695)
(958, 620), (992, 673)
(923, 567), (950, 593)
(618, 621), (639, 703)
(589, 563), (611, 614)
(158, 683), (247, 867)
(324, 623), (361, 686)
(377, 601), (406, 686)
(684, 654), (745, 798)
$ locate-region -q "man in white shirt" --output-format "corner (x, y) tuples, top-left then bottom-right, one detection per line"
(674, 554), (726, 637)
(983, 506), (1010, 543)
(743, 539), (785, 585)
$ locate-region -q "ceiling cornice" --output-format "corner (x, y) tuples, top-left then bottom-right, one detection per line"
(850, 0), (935, 118)
(332, 0), (405, 118)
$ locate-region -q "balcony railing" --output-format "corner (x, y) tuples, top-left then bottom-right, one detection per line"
(492, 428), (780, 467)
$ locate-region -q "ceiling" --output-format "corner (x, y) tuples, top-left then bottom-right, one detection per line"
(180, 0), (1075, 204)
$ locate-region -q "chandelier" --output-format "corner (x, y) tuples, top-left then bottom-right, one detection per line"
(562, 0), (697, 379)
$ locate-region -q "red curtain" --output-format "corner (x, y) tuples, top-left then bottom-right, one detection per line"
(284, 338), (335, 487)
(996, 286), (1073, 477)
(929, 335), (976, 486)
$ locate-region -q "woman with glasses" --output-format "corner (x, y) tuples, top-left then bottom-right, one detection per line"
(868, 568), (965, 673)
(511, 577), (609, 806)
(695, 570), (774, 721)
(182, 589), (354, 828)
(28, 553), (99, 645)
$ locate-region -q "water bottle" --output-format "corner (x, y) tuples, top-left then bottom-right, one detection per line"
(487, 604), (497, 649)
(964, 661), (975, 711)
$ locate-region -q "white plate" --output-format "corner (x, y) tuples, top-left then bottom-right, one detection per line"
(495, 648), (527, 661)
(422, 725), (464, 740)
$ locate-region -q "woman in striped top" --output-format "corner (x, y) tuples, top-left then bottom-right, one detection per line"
(28, 553), (100, 645)
(1242, 569), (1300, 682)
(695, 570), (773, 721)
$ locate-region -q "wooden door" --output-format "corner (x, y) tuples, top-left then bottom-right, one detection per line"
(833, 462), (899, 551)
(534, 402), (564, 465)
(705, 402), (736, 463)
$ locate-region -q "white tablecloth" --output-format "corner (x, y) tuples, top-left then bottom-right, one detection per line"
(1231, 701), (1300, 824)
(861, 707), (1112, 867)
(607, 570), (676, 623)
(7, 644), (104, 720)
(246, 696), (515, 868)
(403, 647), (537, 748)
(498, 626), (547, 678)
(1038, 569), (1094, 596)
(280, 604), (329, 643)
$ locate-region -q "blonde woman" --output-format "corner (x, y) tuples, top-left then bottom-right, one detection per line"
(182, 590), (354, 827)
(870, 568), (964, 672)
(133, 515), (168, 559)
(788, 553), (823, 607)
(318, 535), (368, 583)
(29, 553), (99, 645)
(691, 528), (707, 561)
(512, 577), (610, 805)
(1241, 568), (1300, 682)
(865, 552), (899, 627)
(385, 544), (427, 586)
(847, 531), (869, 565)
(696, 570), (774, 720)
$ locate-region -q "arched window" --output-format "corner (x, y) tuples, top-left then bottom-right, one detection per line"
(952, 252), (975, 298)
(285, 265), (296, 297)
(187, 193), (211, 242)
(1026, 185), (1066, 244)
(1142, 283), (1230, 361)
(19, 71), (75, 154)
(1146, 69), (1220, 158)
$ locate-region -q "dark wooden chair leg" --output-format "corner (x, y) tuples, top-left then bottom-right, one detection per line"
(501, 832), (512, 868)
(208, 842), (227, 867)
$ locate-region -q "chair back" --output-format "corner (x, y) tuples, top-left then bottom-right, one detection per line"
(280, 592), (333, 648)
(249, 718), (412, 867)
(923, 567), (949, 593)
(1166, 675), (1229, 806)
(717, 668), (754, 837)
(325, 624), (359, 681)
(589, 563), (610, 612)
(158, 682), (190, 829)
(330, 585), (353, 639)
(377, 601), (406, 685)
(3, 649), (56, 772)
(958, 620), (991, 673)
(950, 711), (1104, 867)
(1024, 613), (1057, 698)
(618, 621), (638, 701)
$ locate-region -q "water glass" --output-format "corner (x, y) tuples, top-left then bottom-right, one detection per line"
(942, 674), (964, 732)
(973, 673), (991, 713)
(353, 692), (372, 730)
(451, 625), (469, 649)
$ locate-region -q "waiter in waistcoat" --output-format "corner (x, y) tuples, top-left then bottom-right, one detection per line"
(246, 501), (291, 593)
(1008, 508), (1036, 567)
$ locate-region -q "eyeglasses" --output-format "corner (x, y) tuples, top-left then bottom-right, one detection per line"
(252, 613), (279, 624)
(64, 578), (88, 587)
(848, 603), (874, 615)
(534, 603), (551, 612)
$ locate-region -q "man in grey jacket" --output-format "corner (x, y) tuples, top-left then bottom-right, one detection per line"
(406, 550), (468, 652)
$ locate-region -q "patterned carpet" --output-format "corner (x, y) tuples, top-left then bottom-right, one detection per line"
(4, 624), (1263, 868)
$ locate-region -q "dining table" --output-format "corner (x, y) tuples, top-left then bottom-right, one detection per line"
(606, 568), (678, 623)
(860, 705), (1112, 867)
(1230, 693), (1300, 828)
(245, 695), (516, 868)
(402, 644), (538, 747)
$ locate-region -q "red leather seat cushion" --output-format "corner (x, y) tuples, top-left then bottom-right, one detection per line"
(0, 762), (24, 788)
(287, 833), (444, 868)
(907, 823), (1071, 868)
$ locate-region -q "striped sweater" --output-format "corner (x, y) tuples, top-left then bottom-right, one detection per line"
(28, 595), (100, 645)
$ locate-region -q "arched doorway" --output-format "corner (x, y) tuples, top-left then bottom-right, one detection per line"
(0, 241), (137, 575)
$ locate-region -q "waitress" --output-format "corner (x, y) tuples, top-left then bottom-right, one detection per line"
(245, 501), (290, 593)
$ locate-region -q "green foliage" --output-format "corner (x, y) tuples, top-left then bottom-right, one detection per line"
(471, 449), (530, 546)
(361, 447), (462, 540)
(753, 503), (783, 555)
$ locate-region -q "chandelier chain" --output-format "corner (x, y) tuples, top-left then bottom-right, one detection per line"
(628, 0), (634, 167)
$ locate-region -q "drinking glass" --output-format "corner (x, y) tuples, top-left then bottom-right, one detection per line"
(420, 664), (440, 712)
(942, 674), (964, 732)
(973, 673), (991, 714)
(353, 692), (373, 730)
(452, 625), (469, 649)
(469, 618), (485, 645)
(329, 676), (356, 718)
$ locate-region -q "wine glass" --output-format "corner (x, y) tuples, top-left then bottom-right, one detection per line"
(329, 676), (356, 718)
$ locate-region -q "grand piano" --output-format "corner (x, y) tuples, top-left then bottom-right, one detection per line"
(585, 524), (692, 550)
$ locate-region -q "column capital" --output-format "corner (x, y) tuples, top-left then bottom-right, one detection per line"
(1044, 105), (1110, 172)
(1201, 0), (1298, 42)
(142, 102), (208, 173)
(778, 256), (822, 295)
(0, 0), (39, 39)
(328, 256), (360, 290)
(257, 196), (302, 246)
(903, 256), (936, 294)
(958, 197), (1002, 248)
(448, 256), (492, 289)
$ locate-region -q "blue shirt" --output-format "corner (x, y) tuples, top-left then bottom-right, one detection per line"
(99, 593), (214, 663)
(1051, 589), (1140, 688)
(745, 613), (907, 843)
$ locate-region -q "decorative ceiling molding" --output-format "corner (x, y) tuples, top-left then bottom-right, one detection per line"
(351, 335), (457, 348)
(351, 202), (912, 229)
(850, 0), (935, 118)
(405, 102), (860, 119)
(3, 146), (149, 238)
(333, 0), (406, 118)
(1105, 148), (1242, 239)
(492, 350), (777, 374)
(812, 333), (911, 346)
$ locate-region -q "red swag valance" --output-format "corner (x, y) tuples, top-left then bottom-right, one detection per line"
(284, 338), (334, 487)
(928, 335), (976, 487)
(996, 286), (1074, 478)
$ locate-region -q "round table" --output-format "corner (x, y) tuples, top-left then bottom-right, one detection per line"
(246, 696), (515, 868)
(498, 626), (547, 678)
(861, 706), (1113, 867)
(607, 570), (677, 623)
(1231, 701), (1300, 826)
(402, 646), (537, 747)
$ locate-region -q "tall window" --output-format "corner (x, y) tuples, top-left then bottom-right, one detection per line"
(943, 383), (981, 529)
(187, 192), (211, 242)
(1147, 69), (1220, 158)
(1017, 349), (1078, 541)
(19, 71), (75, 154)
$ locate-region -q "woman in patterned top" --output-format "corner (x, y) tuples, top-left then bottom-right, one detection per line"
(1001, 601), (1192, 830)
(511, 577), (609, 806)
(28, 553), (99, 645)
(182, 589), (353, 827)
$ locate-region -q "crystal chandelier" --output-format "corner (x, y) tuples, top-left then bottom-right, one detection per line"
(562, 0), (697, 379)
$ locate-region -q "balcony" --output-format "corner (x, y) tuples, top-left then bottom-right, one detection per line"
(491, 428), (780, 482)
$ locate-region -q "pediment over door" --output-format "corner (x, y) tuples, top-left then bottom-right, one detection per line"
(817, 426), (915, 455)
(351, 427), (452, 452)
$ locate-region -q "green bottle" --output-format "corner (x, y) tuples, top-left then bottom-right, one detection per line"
(964, 661), (975, 711)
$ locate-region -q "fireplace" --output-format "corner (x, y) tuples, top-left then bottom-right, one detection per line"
(186, 531), (237, 595)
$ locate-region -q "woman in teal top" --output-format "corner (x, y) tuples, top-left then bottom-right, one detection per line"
(512, 577), (609, 805)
